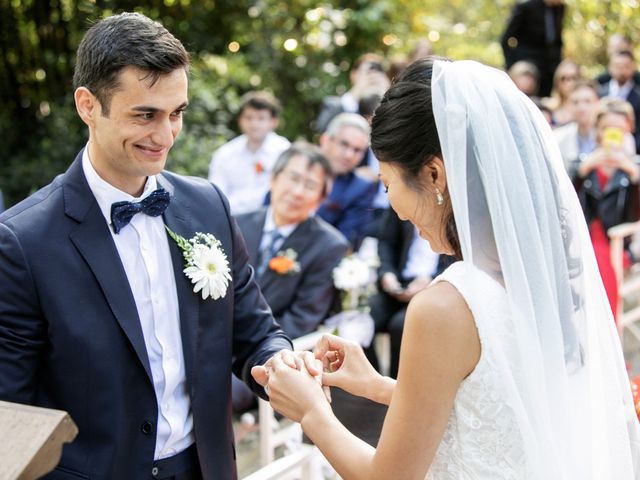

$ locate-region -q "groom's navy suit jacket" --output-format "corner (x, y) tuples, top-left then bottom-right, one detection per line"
(0, 151), (292, 480)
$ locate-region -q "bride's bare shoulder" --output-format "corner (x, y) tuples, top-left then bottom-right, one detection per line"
(409, 280), (473, 331)
(403, 280), (479, 376)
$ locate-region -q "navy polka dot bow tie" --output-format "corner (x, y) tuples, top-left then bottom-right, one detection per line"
(110, 188), (171, 234)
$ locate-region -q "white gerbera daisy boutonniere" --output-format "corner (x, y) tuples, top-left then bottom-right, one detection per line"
(165, 226), (232, 300)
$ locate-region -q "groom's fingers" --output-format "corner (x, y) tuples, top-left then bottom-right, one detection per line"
(251, 365), (268, 386)
(278, 349), (298, 370)
(300, 351), (321, 376)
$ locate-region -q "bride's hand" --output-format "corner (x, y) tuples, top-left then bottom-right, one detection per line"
(313, 334), (384, 401)
(265, 353), (330, 423)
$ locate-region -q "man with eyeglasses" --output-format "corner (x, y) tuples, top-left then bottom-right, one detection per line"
(317, 113), (377, 251)
(232, 142), (349, 412)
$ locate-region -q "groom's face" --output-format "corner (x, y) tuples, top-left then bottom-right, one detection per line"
(79, 66), (188, 196)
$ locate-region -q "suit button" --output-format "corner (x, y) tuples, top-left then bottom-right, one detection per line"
(141, 420), (153, 435)
(151, 466), (159, 477)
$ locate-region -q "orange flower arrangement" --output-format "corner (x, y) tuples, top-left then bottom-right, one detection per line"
(631, 377), (640, 421)
(268, 248), (300, 275)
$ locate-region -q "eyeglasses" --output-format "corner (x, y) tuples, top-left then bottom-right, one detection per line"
(333, 137), (367, 157)
(282, 170), (322, 193)
(560, 75), (577, 82)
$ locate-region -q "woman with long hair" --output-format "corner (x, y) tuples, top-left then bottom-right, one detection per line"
(255, 58), (640, 479)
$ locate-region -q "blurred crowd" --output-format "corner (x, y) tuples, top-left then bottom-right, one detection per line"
(1, 0), (637, 419)
(211, 19), (640, 414)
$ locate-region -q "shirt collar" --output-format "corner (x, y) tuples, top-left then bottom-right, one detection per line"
(341, 92), (359, 113)
(263, 207), (299, 238)
(241, 133), (276, 155)
(609, 78), (634, 98)
(82, 144), (158, 226)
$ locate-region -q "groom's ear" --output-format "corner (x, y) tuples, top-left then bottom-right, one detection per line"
(74, 87), (98, 127)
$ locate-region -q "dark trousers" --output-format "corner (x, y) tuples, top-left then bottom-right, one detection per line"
(365, 291), (407, 379)
(151, 444), (202, 480)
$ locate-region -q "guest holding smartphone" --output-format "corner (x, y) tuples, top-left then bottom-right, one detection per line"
(573, 97), (640, 321)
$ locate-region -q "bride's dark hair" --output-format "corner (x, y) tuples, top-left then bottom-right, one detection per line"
(371, 57), (461, 259)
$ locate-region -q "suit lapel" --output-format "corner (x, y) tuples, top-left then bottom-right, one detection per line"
(244, 210), (267, 267)
(64, 157), (153, 382)
(157, 175), (199, 391)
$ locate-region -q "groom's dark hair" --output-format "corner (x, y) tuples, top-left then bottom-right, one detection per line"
(73, 12), (190, 116)
(371, 56), (461, 259)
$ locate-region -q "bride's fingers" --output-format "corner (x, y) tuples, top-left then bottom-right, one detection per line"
(323, 384), (332, 403)
(314, 334), (345, 360)
(300, 351), (321, 376)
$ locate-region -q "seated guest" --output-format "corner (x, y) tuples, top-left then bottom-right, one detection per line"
(232, 142), (349, 412)
(595, 34), (640, 87)
(543, 59), (581, 127)
(365, 209), (452, 379)
(572, 98), (640, 322)
(553, 79), (600, 172)
(508, 60), (540, 97)
(317, 113), (377, 250)
(208, 91), (290, 214)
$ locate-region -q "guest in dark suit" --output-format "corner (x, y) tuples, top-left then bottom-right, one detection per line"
(232, 142), (349, 412)
(598, 50), (640, 152)
(595, 34), (640, 87)
(317, 113), (377, 251)
(366, 209), (452, 378)
(0, 13), (291, 480)
(501, 0), (565, 97)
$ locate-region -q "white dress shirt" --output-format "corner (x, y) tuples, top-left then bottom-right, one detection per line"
(402, 227), (440, 280)
(82, 147), (194, 460)
(608, 78), (635, 100)
(208, 132), (290, 215)
(259, 207), (299, 254)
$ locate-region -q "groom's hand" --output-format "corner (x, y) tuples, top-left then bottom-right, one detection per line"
(251, 349), (298, 388)
(252, 350), (329, 401)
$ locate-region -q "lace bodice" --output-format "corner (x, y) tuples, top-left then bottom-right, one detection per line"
(425, 261), (533, 479)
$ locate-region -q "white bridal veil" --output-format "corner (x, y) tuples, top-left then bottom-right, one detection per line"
(431, 60), (640, 479)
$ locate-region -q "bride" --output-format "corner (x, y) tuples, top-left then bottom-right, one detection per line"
(253, 58), (640, 479)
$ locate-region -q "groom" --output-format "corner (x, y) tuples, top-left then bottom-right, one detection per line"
(0, 12), (291, 480)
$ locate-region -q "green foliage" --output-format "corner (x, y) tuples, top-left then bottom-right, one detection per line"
(2, 0), (640, 207)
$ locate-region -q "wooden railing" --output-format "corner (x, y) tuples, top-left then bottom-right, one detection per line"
(0, 401), (77, 480)
(608, 221), (640, 341)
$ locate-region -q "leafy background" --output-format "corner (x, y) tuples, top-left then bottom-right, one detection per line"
(1, 0), (639, 207)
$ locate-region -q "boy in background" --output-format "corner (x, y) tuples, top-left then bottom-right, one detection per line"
(208, 91), (290, 214)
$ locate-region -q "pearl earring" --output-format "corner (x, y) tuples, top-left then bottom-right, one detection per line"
(435, 188), (444, 206)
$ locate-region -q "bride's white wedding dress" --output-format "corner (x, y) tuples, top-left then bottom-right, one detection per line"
(427, 60), (639, 478)
(426, 261), (531, 479)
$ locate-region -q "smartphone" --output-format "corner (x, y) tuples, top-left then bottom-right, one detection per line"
(603, 126), (624, 149)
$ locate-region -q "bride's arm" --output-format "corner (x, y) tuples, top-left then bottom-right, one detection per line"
(267, 281), (481, 480)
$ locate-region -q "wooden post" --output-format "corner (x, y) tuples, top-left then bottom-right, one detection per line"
(0, 401), (78, 480)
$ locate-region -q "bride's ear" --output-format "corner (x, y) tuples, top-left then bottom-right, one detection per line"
(419, 156), (447, 193)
